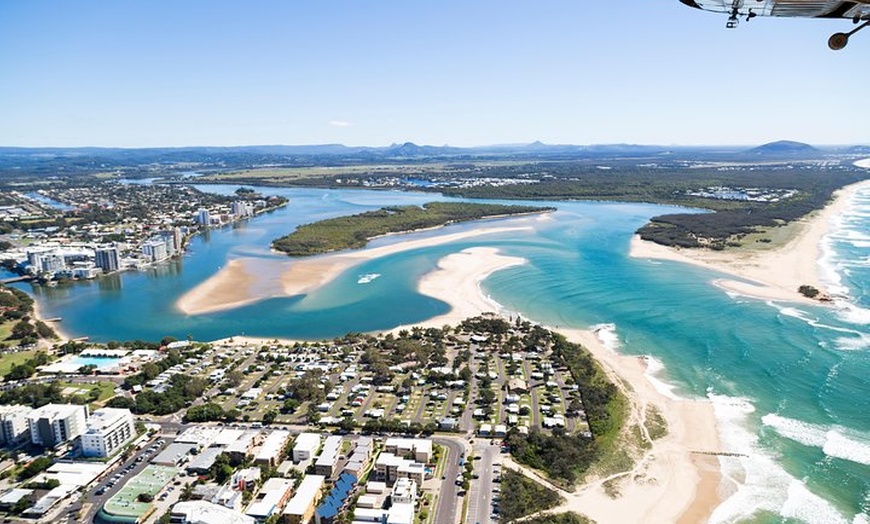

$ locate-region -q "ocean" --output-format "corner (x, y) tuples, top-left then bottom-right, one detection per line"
(10, 183), (869, 523)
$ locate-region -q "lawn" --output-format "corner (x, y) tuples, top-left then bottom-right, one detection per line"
(55, 380), (119, 406)
(0, 349), (36, 375)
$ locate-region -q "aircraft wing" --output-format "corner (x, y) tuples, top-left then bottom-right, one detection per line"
(683, 0), (870, 19)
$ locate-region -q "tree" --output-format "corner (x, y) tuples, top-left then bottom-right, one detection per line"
(262, 410), (278, 425)
(18, 457), (53, 481)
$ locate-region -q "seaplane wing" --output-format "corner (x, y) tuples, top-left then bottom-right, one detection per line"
(679, 0), (870, 49)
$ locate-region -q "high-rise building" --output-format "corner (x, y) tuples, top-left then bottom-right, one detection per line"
(197, 208), (211, 227)
(142, 239), (169, 263)
(40, 254), (65, 273)
(159, 231), (178, 257)
(0, 405), (32, 446)
(81, 408), (135, 457)
(94, 246), (121, 273)
(231, 201), (252, 218)
(27, 404), (88, 448)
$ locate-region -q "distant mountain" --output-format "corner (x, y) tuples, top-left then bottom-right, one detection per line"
(382, 142), (465, 158)
(843, 145), (870, 154)
(745, 140), (819, 155)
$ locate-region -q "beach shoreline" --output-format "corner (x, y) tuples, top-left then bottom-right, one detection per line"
(630, 180), (870, 304)
(31, 295), (72, 344)
(400, 246), (723, 524)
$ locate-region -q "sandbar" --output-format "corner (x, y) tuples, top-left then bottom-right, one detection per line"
(630, 180), (870, 303)
(177, 225), (532, 315)
(394, 247), (525, 330)
(177, 259), (260, 315)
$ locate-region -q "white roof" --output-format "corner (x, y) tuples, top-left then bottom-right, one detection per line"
(293, 432), (320, 451)
(283, 475), (325, 515)
(85, 408), (131, 432)
(256, 430), (291, 461)
(246, 478), (294, 518)
(387, 503), (415, 524)
(173, 500), (255, 524)
(176, 426), (222, 446)
(27, 404), (85, 421)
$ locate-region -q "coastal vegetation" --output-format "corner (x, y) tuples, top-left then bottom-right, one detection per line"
(518, 513), (597, 524)
(0, 284), (56, 347)
(504, 331), (627, 485)
(499, 469), (564, 522)
(271, 202), (553, 256)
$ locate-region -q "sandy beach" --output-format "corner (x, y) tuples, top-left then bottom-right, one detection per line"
(405, 247), (723, 523)
(31, 296), (72, 343)
(177, 225), (532, 315)
(558, 328), (722, 524)
(630, 180), (870, 303)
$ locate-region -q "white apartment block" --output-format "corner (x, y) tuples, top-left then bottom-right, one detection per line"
(0, 405), (32, 446)
(27, 404), (88, 448)
(81, 408), (135, 457)
(293, 432), (320, 463)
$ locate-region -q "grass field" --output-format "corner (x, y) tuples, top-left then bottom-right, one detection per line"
(0, 349), (36, 375)
(56, 380), (118, 407)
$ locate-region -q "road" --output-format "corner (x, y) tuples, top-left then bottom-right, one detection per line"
(465, 442), (499, 524)
(73, 435), (169, 524)
(433, 437), (465, 524)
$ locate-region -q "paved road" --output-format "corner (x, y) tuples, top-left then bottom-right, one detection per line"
(76, 436), (169, 523)
(465, 442), (499, 524)
(433, 437), (465, 524)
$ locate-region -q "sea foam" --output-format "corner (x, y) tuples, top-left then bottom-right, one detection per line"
(707, 394), (854, 524)
(590, 323), (620, 351)
(642, 355), (681, 400)
(761, 413), (870, 466)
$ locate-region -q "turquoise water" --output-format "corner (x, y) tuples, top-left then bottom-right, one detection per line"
(71, 356), (122, 369)
(12, 184), (870, 523)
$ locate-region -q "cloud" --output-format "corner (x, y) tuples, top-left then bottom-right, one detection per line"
(330, 120), (353, 127)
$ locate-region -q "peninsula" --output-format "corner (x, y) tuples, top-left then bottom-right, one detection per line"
(270, 202), (554, 256)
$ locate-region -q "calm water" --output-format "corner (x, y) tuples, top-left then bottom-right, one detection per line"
(13, 184), (870, 523)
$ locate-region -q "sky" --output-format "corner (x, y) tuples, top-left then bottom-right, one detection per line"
(1, 0), (868, 148)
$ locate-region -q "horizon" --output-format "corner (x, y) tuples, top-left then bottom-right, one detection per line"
(1, 139), (867, 151)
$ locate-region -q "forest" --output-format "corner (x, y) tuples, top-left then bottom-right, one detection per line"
(271, 202), (553, 256)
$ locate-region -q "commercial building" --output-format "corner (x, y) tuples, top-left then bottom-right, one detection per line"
(186, 447), (224, 475)
(152, 442), (197, 466)
(254, 430), (291, 467)
(170, 500), (255, 524)
(0, 405), (32, 446)
(292, 433), (320, 463)
(27, 404), (87, 448)
(81, 408), (135, 458)
(282, 475), (325, 524)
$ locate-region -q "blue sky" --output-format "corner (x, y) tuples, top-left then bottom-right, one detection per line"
(1, 0), (867, 147)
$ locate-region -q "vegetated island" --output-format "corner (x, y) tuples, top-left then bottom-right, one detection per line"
(271, 201), (554, 256)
